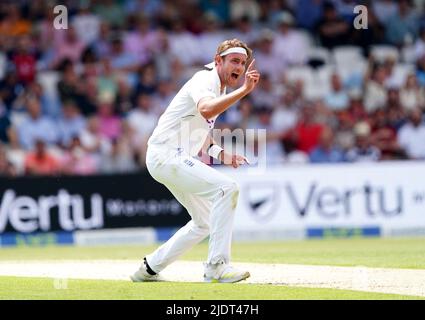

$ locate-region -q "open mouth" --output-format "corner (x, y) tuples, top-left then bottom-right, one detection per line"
(231, 73), (239, 80)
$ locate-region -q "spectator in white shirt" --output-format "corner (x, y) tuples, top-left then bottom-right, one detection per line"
(273, 11), (309, 66)
(254, 29), (286, 83)
(72, 4), (101, 45)
(397, 108), (425, 159)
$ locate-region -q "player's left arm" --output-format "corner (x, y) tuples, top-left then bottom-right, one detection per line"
(202, 134), (249, 168)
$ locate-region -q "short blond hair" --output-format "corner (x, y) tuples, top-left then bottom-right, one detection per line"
(216, 38), (253, 62)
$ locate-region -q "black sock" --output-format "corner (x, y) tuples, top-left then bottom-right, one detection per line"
(144, 257), (157, 275)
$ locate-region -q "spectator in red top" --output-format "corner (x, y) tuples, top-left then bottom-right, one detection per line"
(291, 104), (324, 154)
(24, 139), (61, 176)
(11, 35), (37, 85)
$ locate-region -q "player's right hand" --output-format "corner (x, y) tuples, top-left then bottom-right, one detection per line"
(243, 59), (260, 93)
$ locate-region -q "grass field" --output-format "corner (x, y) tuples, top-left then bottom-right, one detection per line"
(1, 237), (424, 300)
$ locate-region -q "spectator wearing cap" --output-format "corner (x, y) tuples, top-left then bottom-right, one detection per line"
(397, 108), (425, 159)
(310, 126), (345, 163)
(273, 11), (310, 66)
(345, 122), (381, 162)
(17, 97), (59, 150)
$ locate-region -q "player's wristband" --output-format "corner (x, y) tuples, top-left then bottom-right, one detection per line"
(207, 144), (224, 160)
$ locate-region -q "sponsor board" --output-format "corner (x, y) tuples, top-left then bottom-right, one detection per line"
(0, 172), (189, 233)
(0, 231), (74, 247)
(306, 227), (381, 238)
(220, 161), (425, 234)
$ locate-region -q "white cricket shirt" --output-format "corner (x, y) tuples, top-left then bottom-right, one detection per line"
(148, 66), (225, 156)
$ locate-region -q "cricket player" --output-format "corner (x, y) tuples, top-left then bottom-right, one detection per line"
(131, 39), (260, 283)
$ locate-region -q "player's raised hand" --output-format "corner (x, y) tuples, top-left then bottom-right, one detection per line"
(243, 59), (260, 93)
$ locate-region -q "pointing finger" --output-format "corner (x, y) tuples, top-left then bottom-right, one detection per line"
(247, 58), (256, 72)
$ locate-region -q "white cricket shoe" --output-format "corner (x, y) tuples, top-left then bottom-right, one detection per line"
(204, 261), (250, 283)
(130, 258), (164, 282)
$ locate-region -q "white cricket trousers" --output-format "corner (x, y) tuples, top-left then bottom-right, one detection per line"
(144, 144), (239, 274)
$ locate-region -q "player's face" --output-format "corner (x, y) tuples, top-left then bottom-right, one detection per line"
(218, 53), (247, 88)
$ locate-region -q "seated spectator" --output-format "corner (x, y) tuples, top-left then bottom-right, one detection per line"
(372, 0), (398, 26)
(282, 138), (309, 164)
(251, 74), (280, 110)
(17, 97), (59, 150)
(325, 73), (349, 111)
(151, 80), (176, 116)
(0, 143), (17, 177)
(397, 108), (425, 159)
(316, 1), (350, 49)
(254, 29), (286, 83)
(250, 106), (286, 166)
(72, 3), (101, 46)
(0, 103), (11, 143)
(24, 139), (61, 175)
(310, 127), (345, 163)
(123, 15), (158, 66)
(79, 116), (112, 160)
(96, 92), (122, 141)
(99, 138), (137, 174)
(271, 89), (299, 135)
(11, 35), (37, 85)
(345, 122), (381, 162)
(57, 100), (87, 147)
(294, 0), (323, 31)
(0, 4), (31, 39)
(53, 26), (86, 67)
(273, 11), (309, 66)
(370, 109), (406, 160)
(290, 104), (324, 154)
(60, 136), (98, 175)
(364, 64), (388, 113)
(400, 74), (425, 111)
(4, 127), (26, 175)
(126, 93), (158, 164)
(385, 0), (419, 47)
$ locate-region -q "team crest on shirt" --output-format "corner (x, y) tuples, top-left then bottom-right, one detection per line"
(206, 119), (215, 129)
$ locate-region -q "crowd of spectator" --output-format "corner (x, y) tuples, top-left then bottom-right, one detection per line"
(0, 0), (425, 177)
